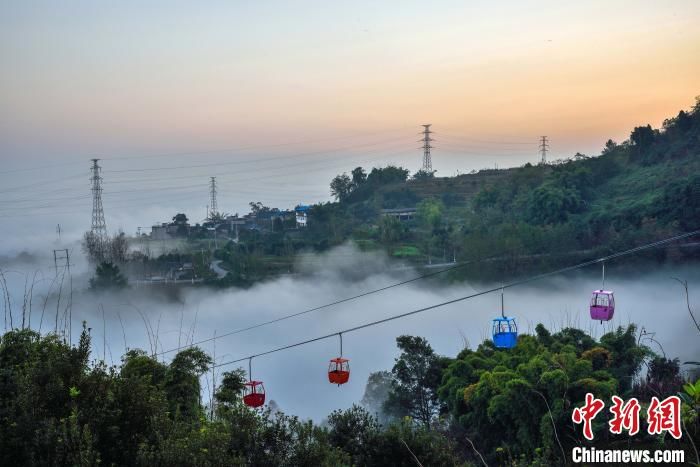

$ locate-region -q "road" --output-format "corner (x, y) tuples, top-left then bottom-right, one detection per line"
(211, 260), (228, 279)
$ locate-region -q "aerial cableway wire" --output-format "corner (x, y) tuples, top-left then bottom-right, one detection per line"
(157, 258), (478, 356)
(211, 229), (700, 369)
(158, 229), (698, 357)
(158, 230), (592, 355)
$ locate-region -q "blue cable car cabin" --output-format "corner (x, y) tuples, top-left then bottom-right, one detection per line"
(492, 317), (518, 349)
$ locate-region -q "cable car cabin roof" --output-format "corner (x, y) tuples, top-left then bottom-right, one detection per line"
(244, 380), (264, 386)
(330, 358), (349, 363)
(591, 290), (614, 295)
(492, 316), (516, 322)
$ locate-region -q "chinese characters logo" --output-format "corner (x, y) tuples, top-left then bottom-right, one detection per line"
(572, 393), (682, 440)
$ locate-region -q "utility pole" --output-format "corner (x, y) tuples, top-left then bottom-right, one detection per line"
(421, 124), (433, 172)
(52, 248), (73, 342)
(53, 248), (71, 277)
(539, 136), (549, 165)
(56, 224), (61, 241)
(209, 177), (218, 219)
(90, 159), (108, 259)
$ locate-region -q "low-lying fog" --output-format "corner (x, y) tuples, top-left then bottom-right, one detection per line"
(2, 244), (699, 422)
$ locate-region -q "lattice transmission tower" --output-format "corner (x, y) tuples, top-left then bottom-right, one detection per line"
(421, 124), (433, 172)
(539, 136), (549, 165)
(209, 177), (218, 219)
(90, 159), (108, 255)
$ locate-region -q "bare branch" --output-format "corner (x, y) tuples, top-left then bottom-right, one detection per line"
(531, 388), (566, 463)
(399, 438), (424, 467)
(673, 278), (700, 335)
(465, 436), (488, 467)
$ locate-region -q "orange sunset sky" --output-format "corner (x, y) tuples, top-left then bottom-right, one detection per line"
(1, 0), (699, 166)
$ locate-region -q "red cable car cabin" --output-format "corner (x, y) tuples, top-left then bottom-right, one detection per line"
(243, 380), (265, 407)
(328, 358), (350, 385)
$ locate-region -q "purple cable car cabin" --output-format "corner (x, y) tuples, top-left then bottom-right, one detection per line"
(590, 290), (615, 321)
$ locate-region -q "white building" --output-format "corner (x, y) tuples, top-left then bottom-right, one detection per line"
(295, 205), (310, 227)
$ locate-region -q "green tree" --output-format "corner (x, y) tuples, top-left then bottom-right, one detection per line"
(437, 324), (649, 464)
(366, 165), (410, 185)
(630, 124), (656, 152)
(378, 215), (403, 246)
(602, 139), (618, 155)
(327, 405), (461, 466)
(89, 262), (128, 290)
(249, 201), (270, 215)
(330, 173), (353, 201)
(361, 370), (394, 423)
(215, 368), (247, 407)
(351, 166), (367, 188)
(526, 183), (583, 224)
(384, 336), (447, 428)
(327, 404), (380, 464)
(165, 347), (212, 422)
(657, 174), (700, 230)
(172, 213), (188, 224)
(415, 198), (443, 230)
(411, 169), (435, 181)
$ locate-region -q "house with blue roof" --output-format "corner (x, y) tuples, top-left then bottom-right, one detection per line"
(295, 205), (310, 228)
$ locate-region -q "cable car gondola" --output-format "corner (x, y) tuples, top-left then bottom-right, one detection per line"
(492, 288), (518, 349)
(243, 381), (265, 408)
(328, 333), (350, 385)
(590, 262), (614, 322)
(243, 358), (265, 408)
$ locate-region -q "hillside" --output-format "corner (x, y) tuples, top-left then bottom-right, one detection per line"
(116, 100), (696, 288)
(209, 100), (700, 286)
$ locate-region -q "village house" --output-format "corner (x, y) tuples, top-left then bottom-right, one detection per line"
(380, 207), (416, 222)
(295, 205), (310, 227)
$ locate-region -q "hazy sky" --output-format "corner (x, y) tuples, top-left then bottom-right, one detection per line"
(0, 1), (699, 247)
(2, 1), (699, 160)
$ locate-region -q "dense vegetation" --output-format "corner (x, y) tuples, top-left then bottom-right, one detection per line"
(1, 321), (697, 465)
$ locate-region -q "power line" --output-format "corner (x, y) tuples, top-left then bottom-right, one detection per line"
(435, 145), (537, 157)
(212, 229), (700, 369)
(0, 147), (415, 216)
(0, 139), (414, 201)
(0, 136), (414, 198)
(0, 127), (415, 175)
(436, 133), (538, 146)
(104, 135), (414, 174)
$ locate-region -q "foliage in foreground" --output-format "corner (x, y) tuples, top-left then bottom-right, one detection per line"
(0, 323), (697, 466)
(438, 324), (697, 464)
(0, 327), (462, 466)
